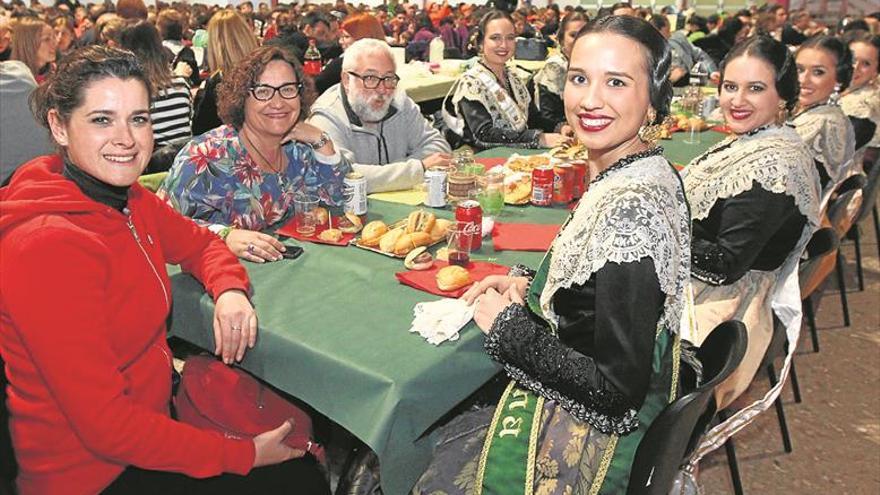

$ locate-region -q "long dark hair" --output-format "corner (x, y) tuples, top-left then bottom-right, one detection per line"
(573, 15), (672, 124)
(117, 20), (173, 93)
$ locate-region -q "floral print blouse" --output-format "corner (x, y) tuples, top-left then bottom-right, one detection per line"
(158, 125), (352, 231)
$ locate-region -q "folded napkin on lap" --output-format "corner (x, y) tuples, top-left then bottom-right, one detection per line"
(409, 298), (476, 345)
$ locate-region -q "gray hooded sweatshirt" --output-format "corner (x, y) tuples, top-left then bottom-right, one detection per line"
(308, 83), (450, 193)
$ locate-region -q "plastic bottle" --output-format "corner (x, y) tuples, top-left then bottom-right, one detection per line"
(303, 39), (322, 77)
(429, 37), (445, 64)
(689, 61), (707, 87)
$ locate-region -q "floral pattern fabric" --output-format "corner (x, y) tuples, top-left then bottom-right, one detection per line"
(157, 125), (351, 231)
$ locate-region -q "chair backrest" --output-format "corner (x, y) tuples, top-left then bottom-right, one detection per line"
(826, 185), (864, 239)
(799, 227), (839, 297)
(627, 321), (748, 495)
(855, 152), (880, 224)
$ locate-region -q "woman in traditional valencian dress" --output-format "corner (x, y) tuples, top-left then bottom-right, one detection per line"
(442, 10), (564, 151)
(839, 32), (880, 161)
(528, 11), (589, 133)
(681, 36), (821, 473)
(790, 35), (857, 203)
(415, 16), (691, 495)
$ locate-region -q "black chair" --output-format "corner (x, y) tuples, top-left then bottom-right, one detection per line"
(800, 228), (841, 353)
(825, 182), (866, 327)
(845, 154), (880, 289)
(627, 321), (748, 495)
(760, 317), (797, 456)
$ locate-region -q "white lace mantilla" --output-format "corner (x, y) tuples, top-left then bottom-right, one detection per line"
(532, 54), (567, 106)
(791, 104), (856, 190)
(539, 154), (691, 337)
(840, 84), (880, 148)
(445, 61), (531, 135)
(682, 125), (820, 226)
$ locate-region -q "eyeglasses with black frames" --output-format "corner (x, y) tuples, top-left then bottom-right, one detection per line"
(347, 72), (401, 90)
(249, 82), (304, 101)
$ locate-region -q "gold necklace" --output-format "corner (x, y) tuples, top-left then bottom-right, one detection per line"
(243, 129), (283, 174)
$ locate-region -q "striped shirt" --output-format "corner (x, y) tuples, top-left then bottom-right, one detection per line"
(151, 76), (193, 146)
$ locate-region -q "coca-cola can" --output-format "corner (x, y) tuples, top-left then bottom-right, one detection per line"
(531, 166), (554, 206)
(343, 172), (368, 216)
(455, 200), (482, 251)
(570, 160), (587, 199)
(423, 168), (447, 208)
(552, 163), (574, 205)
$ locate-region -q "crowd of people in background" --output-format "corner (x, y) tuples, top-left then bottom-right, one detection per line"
(1, 0), (879, 493)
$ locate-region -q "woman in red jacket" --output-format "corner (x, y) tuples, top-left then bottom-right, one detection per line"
(0, 46), (328, 494)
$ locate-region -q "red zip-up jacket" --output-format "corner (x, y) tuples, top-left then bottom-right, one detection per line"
(0, 156), (256, 494)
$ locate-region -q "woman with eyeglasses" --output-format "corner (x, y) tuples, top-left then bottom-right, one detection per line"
(442, 10), (564, 150)
(158, 46), (351, 263)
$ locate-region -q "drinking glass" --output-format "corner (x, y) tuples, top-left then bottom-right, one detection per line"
(446, 223), (473, 267)
(294, 194), (319, 236)
(475, 172), (504, 217)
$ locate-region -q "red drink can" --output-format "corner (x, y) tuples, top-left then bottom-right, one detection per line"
(552, 163), (574, 205)
(455, 200), (482, 251)
(531, 166), (554, 206)
(570, 161), (587, 199)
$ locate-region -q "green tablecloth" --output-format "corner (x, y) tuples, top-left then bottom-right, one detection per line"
(475, 130), (728, 165)
(167, 200), (571, 495)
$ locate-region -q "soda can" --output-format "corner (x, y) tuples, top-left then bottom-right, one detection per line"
(531, 166), (554, 206)
(570, 160), (587, 200)
(455, 200), (482, 251)
(343, 172), (368, 216)
(423, 168), (447, 208)
(552, 163), (574, 205)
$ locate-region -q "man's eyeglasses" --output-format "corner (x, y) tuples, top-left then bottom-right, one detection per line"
(249, 82), (304, 101)
(347, 72), (400, 90)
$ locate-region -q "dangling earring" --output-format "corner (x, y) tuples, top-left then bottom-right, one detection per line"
(775, 100), (788, 125)
(638, 108), (662, 145)
(828, 83), (842, 105)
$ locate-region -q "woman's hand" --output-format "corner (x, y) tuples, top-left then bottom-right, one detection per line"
(173, 61), (193, 79)
(253, 420), (305, 468)
(226, 228), (286, 263)
(559, 124), (575, 139)
(539, 132), (566, 148)
(473, 288), (514, 333)
(284, 122), (335, 155)
(461, 275), (528, 305)
(213, 289), (257, 364)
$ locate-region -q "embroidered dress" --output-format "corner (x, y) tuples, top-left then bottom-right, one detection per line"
(413, 149), (691, 495)
(442, 61), (542, 150)
(840, 84), (880, 149)
(157, 125), (351, 231)
(790, 103), (856, 204)
(530, 54), (567, 133)
(681, 125), (820, 476)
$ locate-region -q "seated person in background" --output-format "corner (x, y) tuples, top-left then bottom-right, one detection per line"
(839, 32), (880, 156)
(650, 14), (718, 86)
(313, 12), (386, 95)
(159, 46), (351, 263)
(528, 10), (588, 132)
(781, 9), (811, 46)
(0, 60), (53, 185)
(0, 46), (328, 495)
(790, 35), (857, 202)
(442, 10), (563, 151)
(309, 39), (451, 193)
(685, 36), (820, 410)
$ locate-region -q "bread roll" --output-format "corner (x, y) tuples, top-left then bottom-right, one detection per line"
(360, 221), (388, 247)
(338, 212), (363, 234)
(429, 218), (452, 242)
(393, 232), (432, 255)
(404, 246), (433, 270)
(318, 229), (343, 242)
(436, 265), (471, 291)
(313, 207), (329, 225)
(379, 227), (405, 253)
(406, 210), (436, 234)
